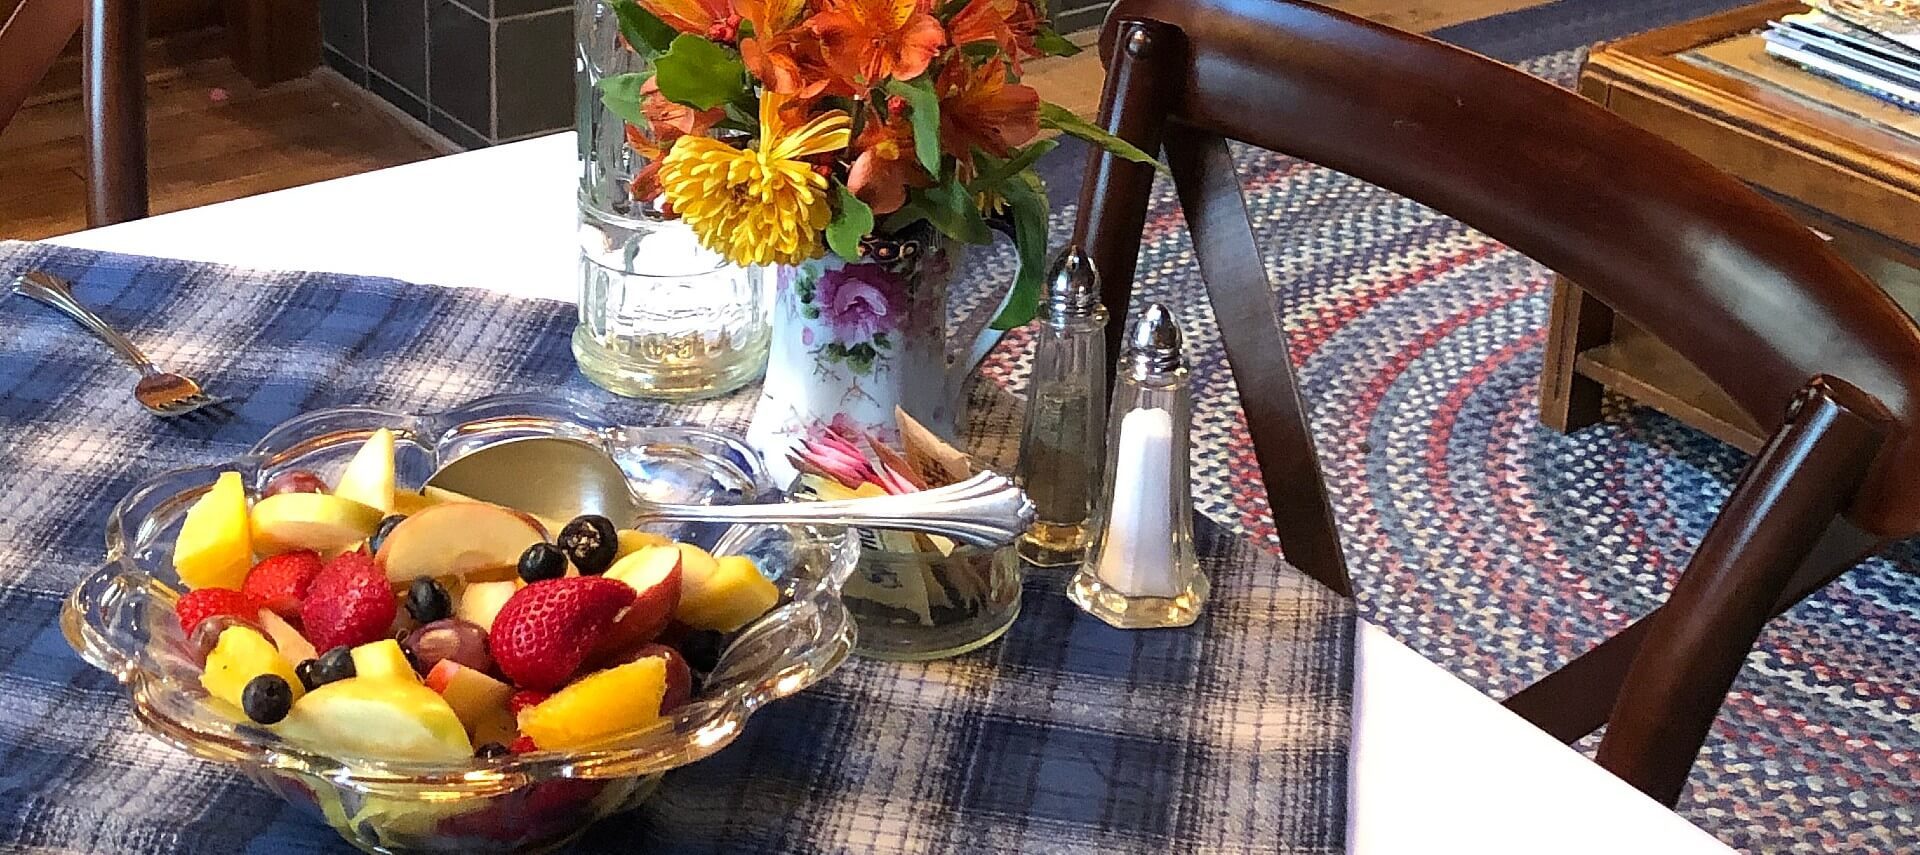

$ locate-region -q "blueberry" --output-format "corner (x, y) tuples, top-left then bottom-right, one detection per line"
(294, 659), (320, 692)
(311, 645), (357, 685)
(368, 514), (408, 554)
(242, 674), (294, 724)
(557, 515), (618, 575)
(406, 577), (452, 624)
(677, 629), (727, 674)
(474, 742), (509, 759)
(518, 542), (569, 583)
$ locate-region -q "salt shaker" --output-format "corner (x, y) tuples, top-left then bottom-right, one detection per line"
(1069, 302), (1208, 629)
(1015, 246), (1109, 566)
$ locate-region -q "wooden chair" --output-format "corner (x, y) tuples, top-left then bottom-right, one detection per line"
(1073, 0), (1920, 806)
(1, 0), (149, 225)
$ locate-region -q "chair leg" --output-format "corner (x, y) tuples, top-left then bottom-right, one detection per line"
(1502, 513), (1882, 743)
(1071, 18), (1186, 364)
(1166, 131), (1354, 597)
(0, 0), (86, 134)
(83, 0), (147, 226)
(1596, 376), (1889, 806)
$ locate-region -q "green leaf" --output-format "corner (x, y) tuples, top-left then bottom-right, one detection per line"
(990, 169), (1049, 329)
(1038, 101), (1166, 173)
(960, 41), (1002, 60)
(599, 71), (651, 128)
(611, 0), (678, 54)
(937, 0), (972, 17)
(916, 177), (992, 245)
(1034, 29), (1081, 57)
(827, 183), (875, 259)
(884, 78), (943, 176)
(655, 35), (747, 110)
(968, 138), (1059, 193)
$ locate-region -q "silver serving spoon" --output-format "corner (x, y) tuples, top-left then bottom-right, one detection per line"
(424, 436), (1034, 548)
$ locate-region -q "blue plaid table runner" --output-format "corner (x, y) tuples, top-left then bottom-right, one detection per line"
(0, 240), (1355, 854)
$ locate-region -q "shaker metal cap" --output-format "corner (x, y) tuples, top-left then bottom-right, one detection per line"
(1044, 245), (1102, 321)
(1125, 302), (1185, 374)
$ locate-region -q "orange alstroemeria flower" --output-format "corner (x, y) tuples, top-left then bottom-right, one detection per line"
(936, 56), (1038, 163)
(847, 99), (927, 214)
(625, 79), (723, 205)
(945, 0), (1042, 70)
(641, 77), (723, 140)
(738, 0), (839, 97)
(639, 0), (740, 41)
(808, 0), (946, 89)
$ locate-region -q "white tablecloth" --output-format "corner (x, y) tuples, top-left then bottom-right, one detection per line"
(48, 132), (1734, 855)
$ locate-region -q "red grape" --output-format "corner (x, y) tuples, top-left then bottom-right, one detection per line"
(263, 470), (329, 496)
(403, 619), (493, 674)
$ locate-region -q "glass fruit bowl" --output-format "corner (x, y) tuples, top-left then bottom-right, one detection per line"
(60, 393), (858, 854)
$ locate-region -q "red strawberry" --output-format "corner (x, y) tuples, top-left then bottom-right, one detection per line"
(301, 552), (399, 651)
(509, 734), (540, 754)
(507, 689), (551, 719)
(242, 551), (325, 622)
(175, 588), (257, 634)
(488, 577), (635, 691)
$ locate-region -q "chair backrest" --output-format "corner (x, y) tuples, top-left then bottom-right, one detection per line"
(1075, 0), (1920, 554)
(0, 0), (147, 227)
(0, 0), (82, 133)
(1070, 0), (1920, 806)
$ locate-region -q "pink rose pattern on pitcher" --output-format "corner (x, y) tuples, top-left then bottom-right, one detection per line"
(748, 227), (959, 486)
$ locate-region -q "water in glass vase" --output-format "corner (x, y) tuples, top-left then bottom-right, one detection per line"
(573, 208), (771, 400)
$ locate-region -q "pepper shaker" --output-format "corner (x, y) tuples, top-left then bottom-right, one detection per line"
(1015, 246), (1109, 566)
(1069, 302), (1208, 629)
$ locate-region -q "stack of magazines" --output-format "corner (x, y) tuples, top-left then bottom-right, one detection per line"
(1763, 7), (1920, 111)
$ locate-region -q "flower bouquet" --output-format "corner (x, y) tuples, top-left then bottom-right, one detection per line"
(596, 0), (1156, 329)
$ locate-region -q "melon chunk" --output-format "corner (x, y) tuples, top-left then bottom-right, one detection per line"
(277, 677), (472, 761)
(519, 656), (667, 750)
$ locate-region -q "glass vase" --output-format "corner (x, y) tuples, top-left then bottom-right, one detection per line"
(572, 0), (770, 400)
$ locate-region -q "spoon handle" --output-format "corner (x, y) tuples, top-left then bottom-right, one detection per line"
(637, 472), (1035, 548)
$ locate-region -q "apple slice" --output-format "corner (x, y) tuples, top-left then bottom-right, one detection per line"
(374, 502), (547, 583)
(596, 545), (683, 661)
(457, 580), (518, 633)
(256, 609), (318, 664)
(425, 660), (517, 745)
(251, 492), (385, 556)
(175, 471), (254, 590)
(333, 428), (396, 513)
(676, 555), (779, 632)
(418, 486), (568, 536)
(276, 677), (472, 761)
(615, 530), (672, 561)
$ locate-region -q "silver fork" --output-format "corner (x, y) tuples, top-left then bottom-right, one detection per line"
(11, 270), (232, 419)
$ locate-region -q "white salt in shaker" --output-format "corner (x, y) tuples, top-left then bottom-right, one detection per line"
(1069, 303), (1209, 628)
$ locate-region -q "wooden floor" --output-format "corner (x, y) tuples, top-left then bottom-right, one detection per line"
(0, 36), (449, 241)
(0, 0), (1544, 242)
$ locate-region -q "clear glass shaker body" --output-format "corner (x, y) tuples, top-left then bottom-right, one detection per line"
(1069, 362), (1207, 628)
(1015, 308), (1109, 566)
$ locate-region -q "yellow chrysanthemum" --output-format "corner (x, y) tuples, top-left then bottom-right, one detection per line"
(658, 93), (852, 267)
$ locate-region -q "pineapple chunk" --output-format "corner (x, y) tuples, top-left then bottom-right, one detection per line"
(174, 471), (254, 590)
(201, 626), (304, 710)
(350, 639), (419, 683)
(675, 555), (779, 632)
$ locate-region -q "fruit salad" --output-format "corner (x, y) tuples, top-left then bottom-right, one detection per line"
(171, 428), (783, 761)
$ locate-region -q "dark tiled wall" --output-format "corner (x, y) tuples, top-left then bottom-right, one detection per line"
(321, 0), (575, 148)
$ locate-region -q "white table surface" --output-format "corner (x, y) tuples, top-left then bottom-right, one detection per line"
(47, 132), (1735, 855)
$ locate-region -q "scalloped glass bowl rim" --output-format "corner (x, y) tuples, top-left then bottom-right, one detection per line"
(62, 392), (856, 788)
